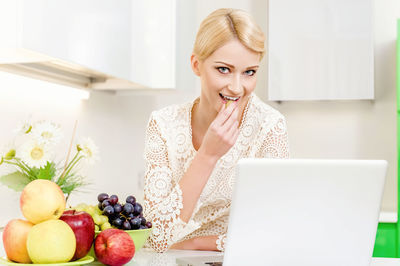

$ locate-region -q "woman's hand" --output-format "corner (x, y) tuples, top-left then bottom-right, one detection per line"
(198, 102), (240, 162)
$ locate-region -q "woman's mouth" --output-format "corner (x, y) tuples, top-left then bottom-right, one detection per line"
(219, 93), (240, 103)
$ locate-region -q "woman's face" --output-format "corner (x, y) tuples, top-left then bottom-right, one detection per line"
(192, 39), (260, 114)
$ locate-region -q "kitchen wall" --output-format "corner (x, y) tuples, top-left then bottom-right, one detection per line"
(0, 0), (398, 226)
(0, 72), (197, 226)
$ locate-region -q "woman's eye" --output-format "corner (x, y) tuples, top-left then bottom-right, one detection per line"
(217, 67), (230, 74)
(244, 70), (256, 76)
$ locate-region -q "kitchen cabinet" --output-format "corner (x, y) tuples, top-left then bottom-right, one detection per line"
(268, 0), (374, 100)
(0, 0), (176, 90)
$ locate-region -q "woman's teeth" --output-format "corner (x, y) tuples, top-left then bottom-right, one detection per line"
(219, 93), (239, 101)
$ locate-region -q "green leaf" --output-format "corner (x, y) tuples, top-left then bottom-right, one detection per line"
(29, 167), (40, 179)
(37, 162), (56, 180)
(58, 174), (88, 194)
(0, 171), (31, 191)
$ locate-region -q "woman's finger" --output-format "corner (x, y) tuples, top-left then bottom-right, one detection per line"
(214, 101), (237, 126)
(226, 120), (239, 139)
(220, 107), (239, 132)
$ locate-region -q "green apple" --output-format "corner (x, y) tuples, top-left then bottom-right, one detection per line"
(2, 219), (34, 263)
(27, 219), (76, 263)
(20, 179), (66, 224)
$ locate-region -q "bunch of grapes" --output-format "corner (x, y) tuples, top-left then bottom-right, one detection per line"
(97, 193), (152, 231)
(72, 203), (112, 231)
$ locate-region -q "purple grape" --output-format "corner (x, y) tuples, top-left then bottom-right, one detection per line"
(102, 200), (111, 209)
(133, 203), (143, 216)
(98, 202), (104, 211)
(123, 203), (134, 214)
(130, 217), (141, 229)
(98, 193), (109, 202)
(109, 195), (118, 205)
(140, 217), (146, 225)
(123, 220), (131, 230)
(103, 205), (114, 216)
(126, 195), (136, 205)
(113, 217), (123, 227)
(113, 203), (122, 213)
(145, 221), (152, 228)
(139, 225), (146, 229)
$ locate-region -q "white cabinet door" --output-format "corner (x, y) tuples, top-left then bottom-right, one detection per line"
(268, 0), (374, 100)
(17, 0), (176, 89)
(130, 0), (176, 89)
(21, 0), (132, 81)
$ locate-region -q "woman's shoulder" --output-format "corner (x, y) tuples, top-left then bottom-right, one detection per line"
(150, 101), (192, 124)
(250, 94), (286, 124)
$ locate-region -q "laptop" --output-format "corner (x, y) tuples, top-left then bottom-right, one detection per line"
(176, 158), (388, 266)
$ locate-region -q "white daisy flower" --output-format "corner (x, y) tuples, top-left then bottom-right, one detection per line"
(14, 120), (32, 135)
(77, 137), (99, 164)
(30, 121), (63, 146)
(19, 141), (52, 168)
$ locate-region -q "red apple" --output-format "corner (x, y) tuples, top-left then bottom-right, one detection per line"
(3, 219), (34, 263)
(94, 228), (135, 266)
(60, 210), (95, 260)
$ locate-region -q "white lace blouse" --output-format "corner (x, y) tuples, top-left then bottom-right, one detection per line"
(143, 93), (290, 253)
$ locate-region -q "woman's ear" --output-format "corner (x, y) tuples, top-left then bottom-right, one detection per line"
(191, 54), (201, 77)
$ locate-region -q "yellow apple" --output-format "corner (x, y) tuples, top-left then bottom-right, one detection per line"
(2, 219), (34, 263)
(20, 179), (66, 224)
(27, 219), (76, 263)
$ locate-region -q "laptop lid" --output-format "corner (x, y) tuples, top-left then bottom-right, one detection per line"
(223, 159), (387, 266)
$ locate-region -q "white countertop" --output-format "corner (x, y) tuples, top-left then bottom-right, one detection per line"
(90, 249), (400, 266)
(89, 249), (222, 266)
(379, 211), (398, 223)
(1, 231), (400, 265)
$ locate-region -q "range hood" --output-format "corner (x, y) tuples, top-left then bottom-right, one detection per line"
(0, 50), (144, 90)
(0, 0), (176, 91)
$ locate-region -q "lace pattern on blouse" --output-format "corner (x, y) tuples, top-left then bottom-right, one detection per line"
(143, 94), (289, 252)
(216, 235), (227, 251)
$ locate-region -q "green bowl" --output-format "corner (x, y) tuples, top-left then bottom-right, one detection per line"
(116, 228), (153, 251)
(89, 228), (153, 259)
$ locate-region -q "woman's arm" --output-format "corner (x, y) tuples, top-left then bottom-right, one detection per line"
(170, 235), (220, 251)
(179, 102), (239, 222)
(143, 103), (238, 252)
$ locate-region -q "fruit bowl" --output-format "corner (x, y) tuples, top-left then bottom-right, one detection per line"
(96, 228), (153, 251)
(0, 255), (94, 266)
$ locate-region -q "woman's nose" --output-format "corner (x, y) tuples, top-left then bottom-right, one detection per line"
(228, 74), (243, 94)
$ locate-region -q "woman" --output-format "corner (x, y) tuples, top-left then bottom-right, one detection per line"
(143, 8), (289, 253)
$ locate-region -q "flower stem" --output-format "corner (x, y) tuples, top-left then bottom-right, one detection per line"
(15, 159), (38, 180)
(14, 158), (30, 173)
(66, 192), (71, 203)
(4, 159), (32, 178)
(58, 152), (82, 185)
(59, 120), (78, 183)
(63, 155), (83, 181)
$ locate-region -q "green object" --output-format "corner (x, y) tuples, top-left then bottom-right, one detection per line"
(373, 223), (397, 257)
(125, 228), (153, 251)
(0, 255), (94, 265)
(0, 172), (31, 191)
(372, 18), (400, 258)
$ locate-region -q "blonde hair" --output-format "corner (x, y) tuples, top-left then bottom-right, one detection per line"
(193, 8), (265, 61)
